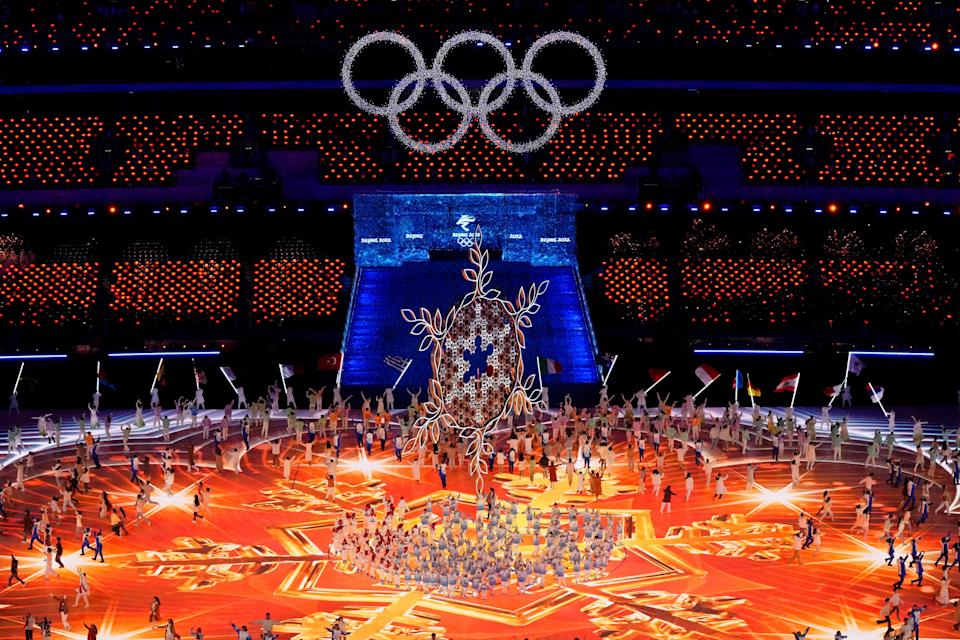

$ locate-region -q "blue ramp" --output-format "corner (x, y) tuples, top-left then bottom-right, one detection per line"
(340, 261), (599, 393)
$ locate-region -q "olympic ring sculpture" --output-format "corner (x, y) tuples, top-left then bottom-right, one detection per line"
(342, 31), (606, 154)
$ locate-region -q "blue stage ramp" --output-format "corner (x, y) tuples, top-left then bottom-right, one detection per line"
(339, 261), (600, 393)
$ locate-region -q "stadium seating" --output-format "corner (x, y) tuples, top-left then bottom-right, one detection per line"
(109, 260), (242, 324)
(675, 113), (804, 184)
(681, 258), (808, 325)
(112, 114), (242, 185)
(0, 111), (956, 189)
(596, 257), (670, 323)
(0, 116), (104, 187)
(597, 255), (956, 327)
(2, 1), (957, 51)
(0, 251), (347, 328)
(0, 262), (99, 326)
(262, 113), (384, 183)
(815, 114), (942, 186)
(251, 257), (347, 323)
(540, 113), (662, 183)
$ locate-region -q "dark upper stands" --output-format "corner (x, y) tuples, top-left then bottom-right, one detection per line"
(2, 0), (958, 51)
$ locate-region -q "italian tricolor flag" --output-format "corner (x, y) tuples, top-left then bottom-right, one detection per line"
(538, 357), (564, 374)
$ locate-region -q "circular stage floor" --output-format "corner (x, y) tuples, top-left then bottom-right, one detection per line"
(1, 407), (958, 639)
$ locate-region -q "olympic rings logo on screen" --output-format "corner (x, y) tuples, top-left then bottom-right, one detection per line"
(341, 31), (606, 154)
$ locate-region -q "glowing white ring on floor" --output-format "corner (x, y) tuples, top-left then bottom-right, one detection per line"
(341, 30), (606, 154)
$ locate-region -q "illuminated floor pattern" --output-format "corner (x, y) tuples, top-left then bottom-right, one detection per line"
(1, 407), (959, 639)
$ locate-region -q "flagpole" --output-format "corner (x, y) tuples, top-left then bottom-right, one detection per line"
(96, 360), (101, 394)
(192, 358), (200, 391)
(734, 370), (739, 406)
(645, 370), (670, 394)
(12, 361), (25, 395)
(150, 357), (164, 392)
(220, 367), (238, 394)
(335, 351), (345, 388)
(601, 354), (619, 387)
(830, 352), (853, 408)
(693, 375), (719, 399)
(868, 382), (889, 418)
(746, 373), (756, 409)
(279, 363), (288, 395)
(536, 357), (543, 392)
(393, 359), (412, 389)
(790, 372), (801, 408)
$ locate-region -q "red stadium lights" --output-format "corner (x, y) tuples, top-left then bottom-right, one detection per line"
(251, 258), (346, 323)
(0, 111), (950, 188)
(110, 260), (241, 324)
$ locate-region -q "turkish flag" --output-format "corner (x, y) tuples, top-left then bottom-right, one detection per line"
(317, 353), (343, 370)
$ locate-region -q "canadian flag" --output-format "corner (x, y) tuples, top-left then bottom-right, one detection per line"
(694, 364), (720, 386)
(775, 373), (800, 393)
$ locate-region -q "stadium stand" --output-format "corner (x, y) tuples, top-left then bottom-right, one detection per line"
(0, 111), (956, 189)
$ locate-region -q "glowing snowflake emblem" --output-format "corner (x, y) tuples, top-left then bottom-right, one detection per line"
(401, 227), (548, 487)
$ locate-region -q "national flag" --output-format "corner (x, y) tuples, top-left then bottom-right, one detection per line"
(194, 369), (207, 386)
(694, 364), (720, 386)
(732, 370), (744, 390)
(220, 366), (237, 382)
(847, 354), (865, 375)
(747, 381), (761, 397)
(98, 369), (116, 392)
(869, 384), (885, 403)
(317, 352), (343, 371)
(537, 357), (563, 375)
(384, 355), (412, 373)
(597, 353), (616, 378)
(280, 364), (296, 379)
(775, 373), (800, 393)
(823, 383), (842, 398)
(648, 368), (669, 383)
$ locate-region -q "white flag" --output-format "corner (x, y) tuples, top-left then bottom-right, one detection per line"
(848, 354), (865, 375)
(384, 356), (412, 373)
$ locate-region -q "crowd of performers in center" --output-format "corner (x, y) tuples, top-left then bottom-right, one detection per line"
(3, 380), (960, 639)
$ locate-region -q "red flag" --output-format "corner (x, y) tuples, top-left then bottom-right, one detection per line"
(317, 353), (343, 371)
(823, 383), (842, 398)
(775, 373), (800, 393)
(648, 368), (669, 383)
(694, 364), (720, 386)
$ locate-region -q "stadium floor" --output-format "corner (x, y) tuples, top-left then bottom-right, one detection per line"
(0, 406), (958, 640)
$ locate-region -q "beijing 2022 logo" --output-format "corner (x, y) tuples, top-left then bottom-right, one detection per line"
(341, 31), (606, 154)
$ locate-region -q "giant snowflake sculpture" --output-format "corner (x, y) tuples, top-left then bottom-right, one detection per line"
(401, 227), (548, 487)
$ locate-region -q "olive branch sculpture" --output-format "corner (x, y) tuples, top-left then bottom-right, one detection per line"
(400, 226), (549, 489)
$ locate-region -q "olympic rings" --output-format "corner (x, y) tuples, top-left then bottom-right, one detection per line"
(341, 30), (606, 154)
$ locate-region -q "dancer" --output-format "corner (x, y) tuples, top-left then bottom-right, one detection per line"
(52, 595), (70, 630)
(8, 554), (25, 585)
(74, 570), (90, 608)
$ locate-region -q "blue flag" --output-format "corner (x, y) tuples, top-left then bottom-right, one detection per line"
(732, 370), (744, 390)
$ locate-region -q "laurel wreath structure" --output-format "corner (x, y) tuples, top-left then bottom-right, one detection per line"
(400, 227), (548, 488)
